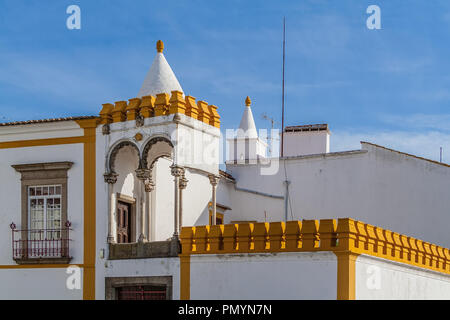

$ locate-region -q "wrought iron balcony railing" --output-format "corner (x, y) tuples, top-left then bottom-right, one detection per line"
(10, 222), (72, 263)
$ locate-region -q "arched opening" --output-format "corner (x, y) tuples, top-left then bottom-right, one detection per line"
(106, 141), (141, 244)
(142, 137), (175, 241)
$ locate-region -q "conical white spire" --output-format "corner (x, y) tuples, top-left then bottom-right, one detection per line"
(238, 96), (258, 139)
(137, 40), (183, 98)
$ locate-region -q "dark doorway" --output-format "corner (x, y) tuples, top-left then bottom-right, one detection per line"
(117, 201), (131, 243)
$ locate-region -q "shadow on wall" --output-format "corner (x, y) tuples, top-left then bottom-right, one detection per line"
(193, 202), (212, 227)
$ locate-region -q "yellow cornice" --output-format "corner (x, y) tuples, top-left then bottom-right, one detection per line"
(154, 93), (170, 116)
(99, 91), (221, 128)
(75, 118), (100, 129)
(126, 98), (142, 121)
(179, 218), (450, 276)
(0, 136), (87, 149)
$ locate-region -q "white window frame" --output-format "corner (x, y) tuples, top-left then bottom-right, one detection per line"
(28, 185), (63, 239)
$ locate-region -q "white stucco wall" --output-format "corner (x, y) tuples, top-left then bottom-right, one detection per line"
(97, 257), (180, 300)
(227, 187), (284, 223)
(355, 254), (450, 300)
(226, 144), (450, 248)
(153, 157), (175, 241)
(0, 143), (85, 266)
(283, 130), (330, 157)
(182, 169), (213, 227)
(0, 267), (83, 299)
(0, 122), (85, 299)
(0, 122), (84, 142)
(228, 138), (267, 161)
(189, 251), (337, 300)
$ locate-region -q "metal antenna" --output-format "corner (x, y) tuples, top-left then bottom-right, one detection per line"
(261, 112), (277, 130)
(281, 17), (286, 158)
(261, 113), (279, 157)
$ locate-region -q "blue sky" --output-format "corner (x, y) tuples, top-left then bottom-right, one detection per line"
(0, 0), (449, 162)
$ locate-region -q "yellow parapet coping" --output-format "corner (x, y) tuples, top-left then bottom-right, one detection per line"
(99, 91), (221, 128)
(179, 218), (450, 274)
(179, 218), (450, 300)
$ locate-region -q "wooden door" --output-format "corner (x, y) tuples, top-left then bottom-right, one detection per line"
(117, 201), (131, 243)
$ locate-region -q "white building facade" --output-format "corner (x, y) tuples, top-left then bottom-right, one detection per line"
(0, 41), (449, 300)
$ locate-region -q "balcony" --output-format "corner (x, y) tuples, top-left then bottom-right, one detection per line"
(108, 238), (180, 260)
(10, 222), (72, 264)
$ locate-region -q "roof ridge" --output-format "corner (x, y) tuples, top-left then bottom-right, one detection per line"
(361, 141), (450, 168)
(0, 115), (98, 127)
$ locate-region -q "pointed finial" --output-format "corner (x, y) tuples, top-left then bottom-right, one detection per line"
(156, 40), (164, 53)
(245, 96), (251, 107)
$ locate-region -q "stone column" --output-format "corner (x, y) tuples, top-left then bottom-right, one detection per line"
(104, 172), (118, 243)
(144, 177), (155, 241)
(135, 168), (151, 242)
(171, 165), (185, 238)
(208, 174), (220, 225)
(179, 172), (188, 232)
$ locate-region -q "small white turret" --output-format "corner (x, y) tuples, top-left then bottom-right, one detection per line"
(228, 96), (267, 162)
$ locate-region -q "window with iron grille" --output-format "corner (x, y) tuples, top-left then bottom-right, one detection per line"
(11, 162), (73, 264)
(29, 185), (62, 240)
(105, 276), (172, 300)
(117, 285), (167, 300)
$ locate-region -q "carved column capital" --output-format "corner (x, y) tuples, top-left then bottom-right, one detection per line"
(104, 172), (118, 184)
(179, 175), (188, 190)
(171, 165), (185, 178)
(144, 179), (155, 192)
(102, 124), (110, 135)
(208, 174), (220, 187)
(135, 168), (151, 181)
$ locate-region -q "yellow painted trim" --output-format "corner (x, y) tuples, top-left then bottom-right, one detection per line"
(0, 119), (98, 299)
(99, 90), (221, 127)
(335, 251), (359, 300)
(76, 119), (98, 300)
(208, 210), (224, 225)
(179, 255), (190, 300)
(179, 219), (450, 275)
(0, 136), (87, 149)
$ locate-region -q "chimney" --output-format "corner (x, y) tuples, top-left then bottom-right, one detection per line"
(282, 124), (330, 157)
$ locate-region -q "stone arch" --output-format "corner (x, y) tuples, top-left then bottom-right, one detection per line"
(141, 136), (174, 169)
(107, 140), (141, 173)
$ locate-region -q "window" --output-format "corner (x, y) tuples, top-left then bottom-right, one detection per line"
(117, 285), (167, 300)
(208, 201), (230, 225)
(209, 211), (224, 225)
(105, 276), (172, 300)
(28, 185), (62, 240)
(12, 162), (73, 264)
